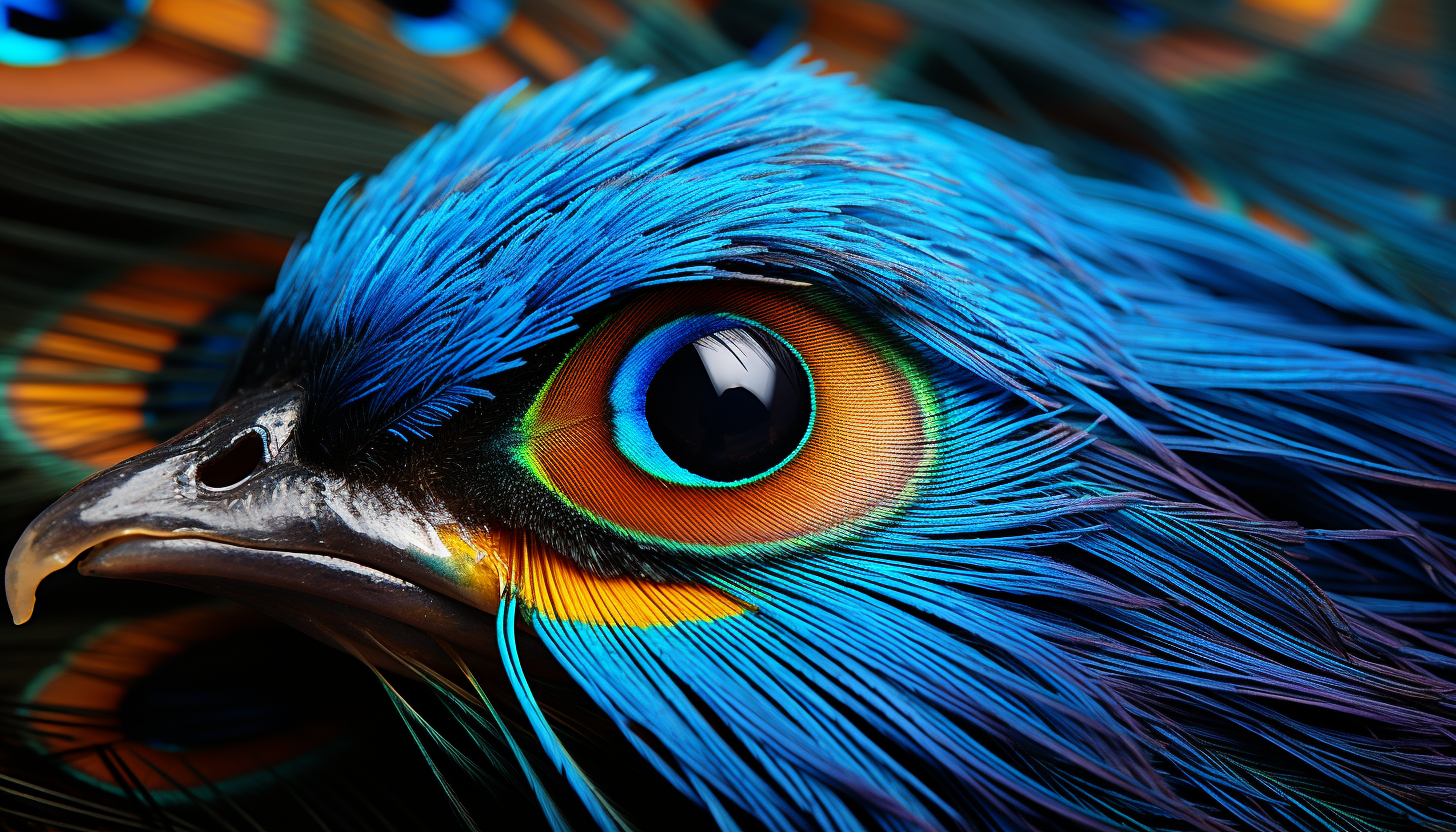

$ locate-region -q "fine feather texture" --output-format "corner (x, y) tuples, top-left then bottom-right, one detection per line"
(221, 51), (1456, 830)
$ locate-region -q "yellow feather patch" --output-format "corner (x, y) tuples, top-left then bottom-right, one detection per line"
(436, 525), (750, 627)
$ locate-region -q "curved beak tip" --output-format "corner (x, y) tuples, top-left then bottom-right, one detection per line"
(6, 528), (73, 626)
(6, 540), (39, 626)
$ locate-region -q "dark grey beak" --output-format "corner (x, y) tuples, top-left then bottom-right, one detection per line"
(5, 387), (506, 661)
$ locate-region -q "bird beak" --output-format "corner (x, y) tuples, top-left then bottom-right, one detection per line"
(5, 387), (508, 666)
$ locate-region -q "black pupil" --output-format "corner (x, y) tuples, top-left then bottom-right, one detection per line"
(197, 431), (264, 489)
(7, 0), (128, 41)
(644, 327), (811, 482)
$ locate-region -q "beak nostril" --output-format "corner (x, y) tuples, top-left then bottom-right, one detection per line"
(198, 431), (266, 490)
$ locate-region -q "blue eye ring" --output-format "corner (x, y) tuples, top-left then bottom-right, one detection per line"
(608, 313), (816, 488)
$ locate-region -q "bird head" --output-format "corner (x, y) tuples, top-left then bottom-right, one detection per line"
(9, 55), (1456, 830)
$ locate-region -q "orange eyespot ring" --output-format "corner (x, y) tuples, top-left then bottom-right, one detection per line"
(1, 232), (282, 487)
(519, 282), (935, 554)
(20, 605), (346, 797)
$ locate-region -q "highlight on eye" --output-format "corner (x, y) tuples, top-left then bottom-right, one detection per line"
(520, 282), (935, 554)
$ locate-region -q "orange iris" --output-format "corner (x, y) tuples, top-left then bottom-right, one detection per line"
(520, 282), (935, 554)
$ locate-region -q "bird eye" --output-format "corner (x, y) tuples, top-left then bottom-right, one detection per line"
(613, 318), (813, 486)
(520, 283), (935, 555)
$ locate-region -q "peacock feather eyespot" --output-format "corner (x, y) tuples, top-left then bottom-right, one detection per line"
(519, 281), (938, 557)
(0, 0), (292, 119)
(378, 0), (513, 56)
(18, 604), (366, 802)
(0, 0), (148, 67)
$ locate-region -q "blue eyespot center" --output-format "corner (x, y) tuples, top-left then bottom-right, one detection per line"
(611, 315), (814, 487)
(379, 0), (513, 56)
(0, 0), (147, 67)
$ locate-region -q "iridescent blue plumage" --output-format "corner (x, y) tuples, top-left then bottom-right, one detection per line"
(232, 50), (1456, 830)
